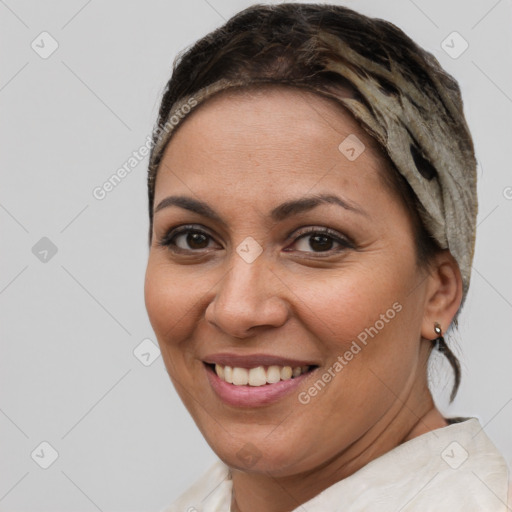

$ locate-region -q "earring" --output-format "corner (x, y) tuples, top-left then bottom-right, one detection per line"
(433, 322), (444, 353)
(431, 321), (461, 402)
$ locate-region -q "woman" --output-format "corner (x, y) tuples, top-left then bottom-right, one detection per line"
(144, 3), (510, 511)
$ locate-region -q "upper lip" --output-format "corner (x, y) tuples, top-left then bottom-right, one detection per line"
(203, 353), (318, 368)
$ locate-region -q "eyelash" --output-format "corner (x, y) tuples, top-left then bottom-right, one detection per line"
(157, 224), (355, 256)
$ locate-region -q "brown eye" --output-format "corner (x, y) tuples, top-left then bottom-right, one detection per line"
(294, 233), (337, 252)
(308, 234), (334, 252)
(158, 225), (219, 253)
(180, 232), (209, 250)
(288, 227), (354, 255)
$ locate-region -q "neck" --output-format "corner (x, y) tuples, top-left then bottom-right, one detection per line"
(230, 364), (447, 512)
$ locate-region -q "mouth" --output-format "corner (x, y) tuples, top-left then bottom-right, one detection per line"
(202, 356), (319, 407)
(205, 362), (316, 386)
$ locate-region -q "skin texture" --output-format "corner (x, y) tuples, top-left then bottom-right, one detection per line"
(144, 86), (463, 512)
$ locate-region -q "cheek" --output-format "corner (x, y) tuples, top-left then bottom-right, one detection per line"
(144, 261), (203, 396)
(291, 264), (411, 347)
(291, 274), (421, 432)
(290, 259), (423, 396)
(144, 263), (174, 338)
(144, 258), (199, 348)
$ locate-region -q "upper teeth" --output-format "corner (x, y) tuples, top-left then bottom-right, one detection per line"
(215, 364), (310, 386)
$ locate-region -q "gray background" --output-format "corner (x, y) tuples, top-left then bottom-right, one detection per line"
(1, 0), (511, 510)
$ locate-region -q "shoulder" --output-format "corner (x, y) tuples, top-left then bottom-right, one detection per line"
(158, 459), (231, 512)
(295, 418), (510, 512)
(392, 417), (510, 511)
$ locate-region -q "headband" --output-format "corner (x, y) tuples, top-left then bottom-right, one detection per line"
(148, 31), (478, 306)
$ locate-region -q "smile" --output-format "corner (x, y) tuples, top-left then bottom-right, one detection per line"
(212, 364), (312, 386)
(203, 356), (319, 407)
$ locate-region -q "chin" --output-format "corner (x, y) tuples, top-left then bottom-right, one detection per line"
(199, 424), (312, 476)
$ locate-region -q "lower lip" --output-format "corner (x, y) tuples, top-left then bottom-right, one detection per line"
(205, 364), (316, 407)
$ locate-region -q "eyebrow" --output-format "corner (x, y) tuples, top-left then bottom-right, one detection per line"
(153, 193), (368, 223)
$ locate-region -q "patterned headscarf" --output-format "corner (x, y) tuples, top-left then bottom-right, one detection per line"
(148, 17), (478, 306)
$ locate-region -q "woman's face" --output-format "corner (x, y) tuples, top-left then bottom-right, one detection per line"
(145, 87), (432, 476)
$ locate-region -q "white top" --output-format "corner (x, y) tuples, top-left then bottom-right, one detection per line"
(162, 418), (510, 511)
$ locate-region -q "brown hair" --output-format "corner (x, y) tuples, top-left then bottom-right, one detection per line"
(147, 3), (462, 400)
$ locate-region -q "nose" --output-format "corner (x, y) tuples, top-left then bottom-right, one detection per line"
(204, 253), (290, 339)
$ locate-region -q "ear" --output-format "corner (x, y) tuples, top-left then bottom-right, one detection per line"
(420, 250), (463, 339)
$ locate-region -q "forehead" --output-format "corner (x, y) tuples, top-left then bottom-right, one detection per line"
(155, 85), (394, 202)
(168, 84), (371, 149)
